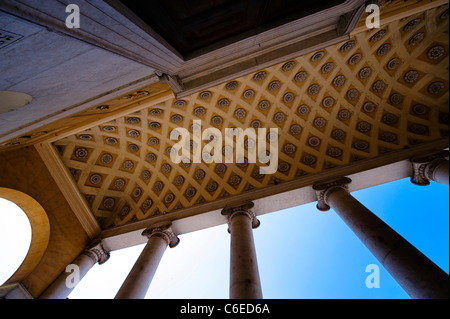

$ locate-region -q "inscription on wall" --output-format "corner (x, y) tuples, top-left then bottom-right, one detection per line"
(0, 28), (24, 49)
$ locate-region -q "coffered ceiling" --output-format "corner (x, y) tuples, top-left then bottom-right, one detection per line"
(52, 4), (449, 230)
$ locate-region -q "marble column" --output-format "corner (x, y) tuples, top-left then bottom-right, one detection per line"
(313, 177), (449, 299)
(115, 222), (179, 299)
(222, 202), (262, 299)
(40, 239), (109, 299)
(411, 150), (449, 186)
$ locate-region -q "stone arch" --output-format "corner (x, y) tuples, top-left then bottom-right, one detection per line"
(0, 188), (50, 285)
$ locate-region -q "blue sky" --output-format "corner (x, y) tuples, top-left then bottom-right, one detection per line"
(0, 177), (448, 298)
(65, 177), (449, 299)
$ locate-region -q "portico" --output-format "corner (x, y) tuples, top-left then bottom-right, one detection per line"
(0, 0), (448, 300)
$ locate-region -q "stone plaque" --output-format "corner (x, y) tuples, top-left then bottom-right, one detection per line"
(0, 29), (24, 49)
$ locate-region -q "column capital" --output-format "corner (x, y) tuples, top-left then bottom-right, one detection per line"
(410, 150), (449, 186)
(82, 239), (110, 264)
(312, 177), (352, 211)
(221, 202), (260, 230)
(142, 222), (180, 248)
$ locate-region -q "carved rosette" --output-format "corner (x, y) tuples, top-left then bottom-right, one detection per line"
(221, 202), (260, 232)
(410, 151), (449, 186)
(83, 239), (110, 264)
(142, 222), (180, 248)
(312, 177), (352, 211)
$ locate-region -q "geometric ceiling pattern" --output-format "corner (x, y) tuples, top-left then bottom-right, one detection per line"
(54, 4), (449, 230)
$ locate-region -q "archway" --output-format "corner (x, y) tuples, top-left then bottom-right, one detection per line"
(0, 188), (50, 286)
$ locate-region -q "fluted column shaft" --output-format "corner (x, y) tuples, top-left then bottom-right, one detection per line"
(314, 177), (449, 299)
(223, 203), (262, 299)
(115, 222), (179, 299)
(40, 239), (109, 299)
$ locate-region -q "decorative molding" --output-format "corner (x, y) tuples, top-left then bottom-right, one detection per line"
(221, 202), (260, 231)
(34, 142), (101, 238)
(155, 71), (184, 95)
(410, 150), (449, 185)
(337, 3), (366, 36)
(411, 162), (431, 186)
(142, 222), (179, 248)
(0, 78), (170, 149)
(313, 177), (352, 211)
(82, 239), (110, 265)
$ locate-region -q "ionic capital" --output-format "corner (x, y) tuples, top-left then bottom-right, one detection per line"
(410, 150), (449, 186)
(82, 239), (110, 264)
(142, 222), (180, 248)
(221, 202), (260, 230)
(312, 177), (352, 211)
